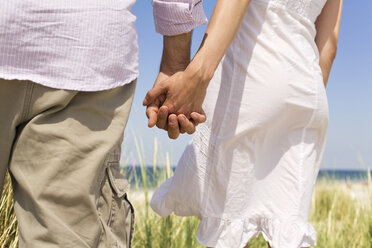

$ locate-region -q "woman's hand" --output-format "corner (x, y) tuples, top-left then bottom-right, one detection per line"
(145, 0), (252, 118)
(145, 32), (207, 139)
(143, 62), (210, 120)
(145, 0), (253, 138)
(146, 71), (207, 139)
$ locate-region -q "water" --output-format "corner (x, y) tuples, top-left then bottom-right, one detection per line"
(122, 166), (372, 187)
(318, 169), (371, 182)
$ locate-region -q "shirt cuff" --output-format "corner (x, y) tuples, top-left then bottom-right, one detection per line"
(153, 0), (208, 36)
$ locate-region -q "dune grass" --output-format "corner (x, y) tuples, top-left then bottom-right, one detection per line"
(128, 167), (372, 248)
(1, 140), (371, 248)
(0, 174), (18, 248)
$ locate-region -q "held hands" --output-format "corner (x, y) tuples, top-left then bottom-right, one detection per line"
(145, 0), (251, 138)
(143, 32), (214, 139)
(143, 70), (207, 139)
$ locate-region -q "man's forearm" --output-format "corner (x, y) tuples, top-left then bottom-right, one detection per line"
(160, 32), (192, 75)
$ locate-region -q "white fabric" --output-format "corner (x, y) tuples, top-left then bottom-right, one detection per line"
(0, 0), (206, 91)
(151, 0), (329, 247)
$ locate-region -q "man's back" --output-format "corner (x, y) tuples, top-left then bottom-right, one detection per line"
(0, 0), (139, 91)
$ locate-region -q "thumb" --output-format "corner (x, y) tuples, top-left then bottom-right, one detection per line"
(190, 109), (207, 126)
(143, 84), (167, 106)
(146, 104), (159, 128)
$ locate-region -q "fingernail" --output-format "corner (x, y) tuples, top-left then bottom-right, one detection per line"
(170, 118), (176, 124)
(179, 117), (185, 124)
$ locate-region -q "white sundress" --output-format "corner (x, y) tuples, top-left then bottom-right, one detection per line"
(151, 0), (329, 247)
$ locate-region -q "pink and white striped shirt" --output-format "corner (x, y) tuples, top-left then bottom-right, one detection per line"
(0, 0), (207, 91)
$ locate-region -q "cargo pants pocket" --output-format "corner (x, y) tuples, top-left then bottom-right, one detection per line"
(97, 162), (135, 248)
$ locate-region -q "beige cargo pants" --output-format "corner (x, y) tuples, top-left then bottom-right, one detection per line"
(0, 78), (136, 247)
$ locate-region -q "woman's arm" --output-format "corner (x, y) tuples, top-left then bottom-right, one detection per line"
(143, 0), (252, 117)
(189, 0), (252, 84)
(315, 0), (343, 87)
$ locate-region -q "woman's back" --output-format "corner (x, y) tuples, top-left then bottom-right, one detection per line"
(230, 0), (328, 81)
(150, 1), (340, 247)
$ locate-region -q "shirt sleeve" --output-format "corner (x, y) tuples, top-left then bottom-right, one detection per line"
(152, 0), (208, 36)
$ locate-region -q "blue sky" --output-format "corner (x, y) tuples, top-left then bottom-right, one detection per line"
(122, 0), (372, 170)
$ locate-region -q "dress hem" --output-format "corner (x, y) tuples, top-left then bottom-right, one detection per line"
(195, 215), (316, 248)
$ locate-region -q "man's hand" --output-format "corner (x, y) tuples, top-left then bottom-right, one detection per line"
(143, 58), (211, 119)
(145, 32), (207, 139)
(146, 72), (167, 128)
(146, 72), (206, 139)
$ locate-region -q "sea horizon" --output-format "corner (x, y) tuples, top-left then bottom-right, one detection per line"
(121, 166), (372, 186)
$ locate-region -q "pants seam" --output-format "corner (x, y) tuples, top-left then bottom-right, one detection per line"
(20, 82), (34, 122)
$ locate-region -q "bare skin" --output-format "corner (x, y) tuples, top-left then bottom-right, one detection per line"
(145, 33), (207, 139)
(144, 0), (343, 116)
(145, 0), (343, 246)
(315, 0), (343, 87)
(144, 0), (252, 119)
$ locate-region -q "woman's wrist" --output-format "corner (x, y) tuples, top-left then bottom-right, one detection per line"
(185, 51), (217, 89)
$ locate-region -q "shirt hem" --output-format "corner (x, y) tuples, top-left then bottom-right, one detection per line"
(0, 72), (139, 92)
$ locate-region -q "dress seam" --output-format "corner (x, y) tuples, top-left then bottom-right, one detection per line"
(297, 69), (320, 218)
(213, 46), (239, 219)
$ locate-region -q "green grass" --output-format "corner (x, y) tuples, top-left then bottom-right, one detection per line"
(129, 171), (372, 248)
(1, 142), (371, 248)
(0, 174), (18, 248)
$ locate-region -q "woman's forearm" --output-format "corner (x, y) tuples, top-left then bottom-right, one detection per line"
(186, 0), (252, 87)
(315, 0), (343, 86)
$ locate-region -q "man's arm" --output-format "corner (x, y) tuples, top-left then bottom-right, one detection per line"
(146, 1), (208, 139)
(146, 33), (197, 139)
(146, 33), (206, 139)
(315, 0), (343, 86)
(144, 0), (252, 117)
(160, 32), (192, 75)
